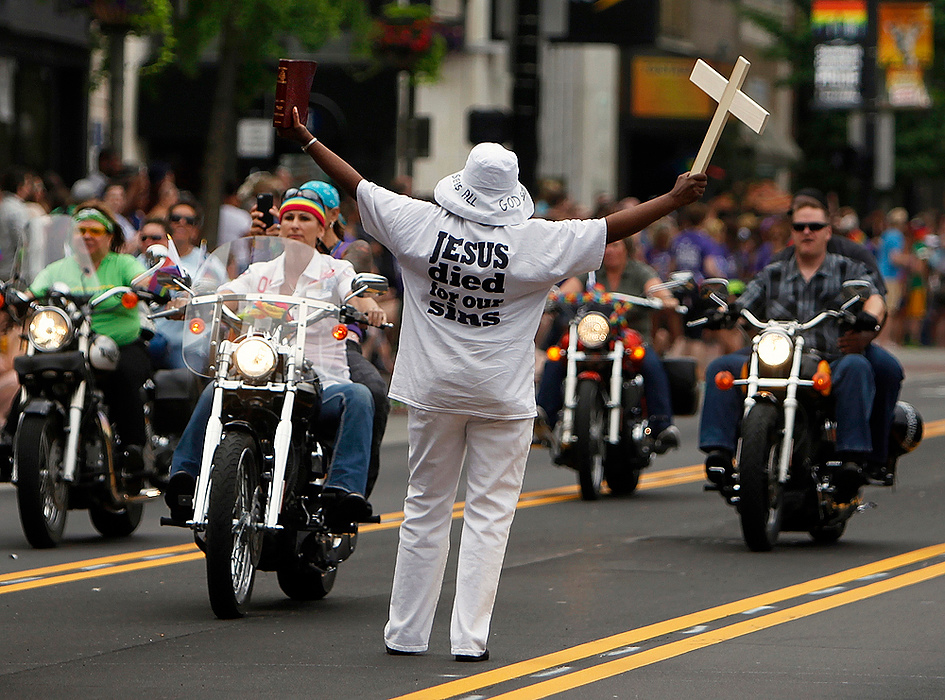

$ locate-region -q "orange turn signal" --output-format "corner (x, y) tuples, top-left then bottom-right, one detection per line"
(715, 371), (735, 391)
(547, 346), (563, 362)
(121, 291), (138, 309)
(813, 360), (832, 395)
(629, 345), (646, 362)
(188, 318), (206, 335)
(332, 324), (348, 340)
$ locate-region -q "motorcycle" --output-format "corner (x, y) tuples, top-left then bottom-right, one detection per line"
(160, 237), (388, 619)
(543, 278), (699, 500)
(696, 278), (923, 551)
(2, 215), (176, 548)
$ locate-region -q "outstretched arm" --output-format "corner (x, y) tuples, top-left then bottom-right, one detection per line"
(278, 107), (364, 200)
(604, 173), (706, 243)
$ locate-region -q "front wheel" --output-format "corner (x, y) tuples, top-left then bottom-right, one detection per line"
(737, 402), (785, 552)
(205, 432), (264, 619)
(574, 380), (606, 501)
(15, 414), (69, 548)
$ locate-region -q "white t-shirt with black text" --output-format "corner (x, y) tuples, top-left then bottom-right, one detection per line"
(358, 180), (606, 419)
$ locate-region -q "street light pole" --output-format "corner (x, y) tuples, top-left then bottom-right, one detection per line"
(511, 0), (539, 194)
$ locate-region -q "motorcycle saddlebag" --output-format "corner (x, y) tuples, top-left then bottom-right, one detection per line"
(662, 357), (700, 417)
(14, 351), (87, 385)
(151, 368), (203, 435)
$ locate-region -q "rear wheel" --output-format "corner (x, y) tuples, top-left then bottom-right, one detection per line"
(603, 445), (643, 496)
(277, 532), (338, 601)
(737, 403), (784, 552)
(15, 414), (68, 549)
(89, 501), (144, 538)
(810, 521), (847, 543)
(206, 432), (264, 619)
(574, 380), (606, 501)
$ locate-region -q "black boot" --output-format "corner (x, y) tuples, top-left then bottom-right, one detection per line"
(704, 449), (734, 487)
(164, 472), (196, 522)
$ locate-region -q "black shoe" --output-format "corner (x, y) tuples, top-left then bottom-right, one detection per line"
(454, 649), (489, 662)
(653, 425), (680, 455)
(386, 646), (423, 656)
(164, 472), (196, 521)
(704, 449), (734, 487)
(323, 487), (373, 530)
(833, 462), (868, 504)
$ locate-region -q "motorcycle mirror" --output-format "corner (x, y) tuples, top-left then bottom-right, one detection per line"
(345, 273), (389, 302)
(841, 279), (870, 302)
(145, 243), (170, 264)
(700, 278), (729, 300)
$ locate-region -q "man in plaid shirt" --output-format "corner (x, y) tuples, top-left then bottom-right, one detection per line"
(699, 192), (887, 503)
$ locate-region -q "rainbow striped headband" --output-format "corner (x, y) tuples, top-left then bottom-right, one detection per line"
(279, 196), (326, 226)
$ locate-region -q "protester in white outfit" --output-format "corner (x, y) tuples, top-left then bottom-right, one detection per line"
(277, 107), (706, 661)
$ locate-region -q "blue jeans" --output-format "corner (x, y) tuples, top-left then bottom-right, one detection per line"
(699, 349), (875, 456)
(536, 346), (674, 434)
(863, 343), (903, 464)
(170, 381), (373, 496)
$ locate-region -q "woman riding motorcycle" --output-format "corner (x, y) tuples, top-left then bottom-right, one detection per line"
(3, 203), (151, 476)
(164, 190), (387, 524)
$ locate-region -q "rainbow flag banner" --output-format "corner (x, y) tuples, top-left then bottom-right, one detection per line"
(812, 0), (868, 42)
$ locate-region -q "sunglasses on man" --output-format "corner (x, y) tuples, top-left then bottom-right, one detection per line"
(791, 221), (828, 232)
(169, 213), (197, 225)
(140, 234), (166, 242)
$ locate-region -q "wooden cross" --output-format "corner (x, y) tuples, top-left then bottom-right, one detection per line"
(689, 56), (769, 174)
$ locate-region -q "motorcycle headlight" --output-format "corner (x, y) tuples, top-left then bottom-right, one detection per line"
(231, 337), (277, 381)
(757, 330), (792, 367)
(28, 307), (72, 351)
(576, 312), (610, 349)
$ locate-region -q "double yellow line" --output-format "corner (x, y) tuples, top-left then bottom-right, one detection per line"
(0, 544), (202, 595)
(390, 543), (945, 700)
(0, 464), (704, 595)
(3, 413), (942, 597)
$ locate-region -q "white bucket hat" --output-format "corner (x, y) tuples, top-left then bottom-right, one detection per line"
(433, 143), (535, 226)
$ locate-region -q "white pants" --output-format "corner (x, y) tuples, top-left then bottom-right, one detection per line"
(384, 407), (532, 656)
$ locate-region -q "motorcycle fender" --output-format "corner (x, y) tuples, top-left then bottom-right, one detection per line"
(222, 420), (257, 442)
(577, 371), (602, 382)
(20, 398), (58, 417)
(750, 391), (780, 407)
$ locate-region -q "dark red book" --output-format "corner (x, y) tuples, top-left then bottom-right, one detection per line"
(273, 59), (318, 128)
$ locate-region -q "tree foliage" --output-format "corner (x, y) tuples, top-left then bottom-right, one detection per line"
(171, 0), (369, 104)
(158, 0), (371, 244)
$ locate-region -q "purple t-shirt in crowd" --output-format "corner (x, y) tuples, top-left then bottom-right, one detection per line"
(670, 228), (717, 280)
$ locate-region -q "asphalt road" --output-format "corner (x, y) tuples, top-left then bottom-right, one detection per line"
(1, 347), (944, 699)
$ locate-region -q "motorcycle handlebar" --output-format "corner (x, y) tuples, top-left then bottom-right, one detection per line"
(341, 305), (394, 329)
(688, 307), (851, 330)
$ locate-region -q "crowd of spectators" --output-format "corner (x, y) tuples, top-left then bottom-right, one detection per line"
(3, 157), (945, 403)
(530, 177), (945, 356)
(0, 155), (406, 418)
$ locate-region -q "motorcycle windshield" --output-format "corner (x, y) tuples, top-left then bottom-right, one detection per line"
(182, 237), (341, 379)
(16, 214), (104, 299)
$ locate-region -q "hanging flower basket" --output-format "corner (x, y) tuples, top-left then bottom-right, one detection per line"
(370, 3), (448, 83)
(67, 0), (144, 30)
